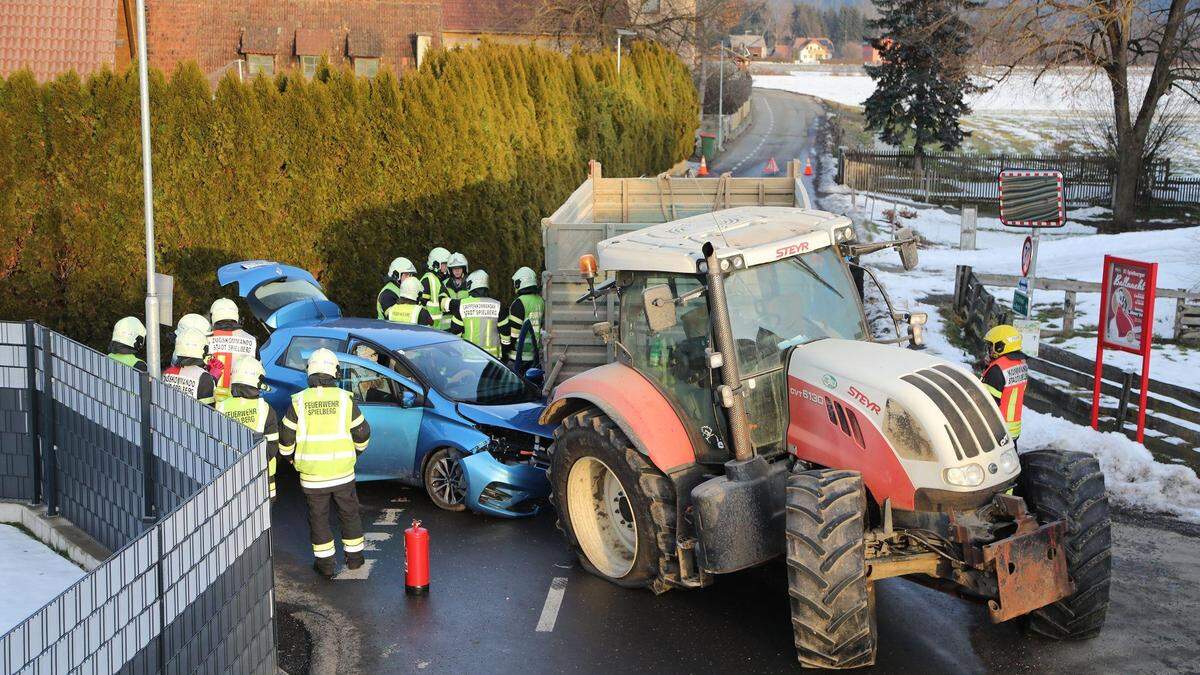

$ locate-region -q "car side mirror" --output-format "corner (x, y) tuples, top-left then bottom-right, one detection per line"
(401, 390), (422, 408)
(894, 226), (919, 271)
(524, 367), (545, 386)
(643, 284), (678, 333)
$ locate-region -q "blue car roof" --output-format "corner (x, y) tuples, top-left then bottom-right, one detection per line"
(310, 318), (459, 351)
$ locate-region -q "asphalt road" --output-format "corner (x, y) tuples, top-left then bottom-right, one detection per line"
(709, 88), (822, 201)
(270, 470), (1200, 675)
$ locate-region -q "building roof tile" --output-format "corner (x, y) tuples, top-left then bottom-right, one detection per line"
(0, 0), (118, 81)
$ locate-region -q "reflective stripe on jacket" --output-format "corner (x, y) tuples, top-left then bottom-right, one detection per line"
(459, 297), (503, 357)
(507, 293), (544, 361)
(982, 355), (1027, 439)
(289, 387), (362, 489)
(420, 272), (445, 327)
(216, 396), (278, 495)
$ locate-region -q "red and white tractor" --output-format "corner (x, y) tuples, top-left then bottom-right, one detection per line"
(540, 206), (1110, 668)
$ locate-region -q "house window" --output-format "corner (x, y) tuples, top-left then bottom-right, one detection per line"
(354, 57), (381, 78)
(246, 54), (274, 78)
(641, 0), (661, 12)
(300, 54), (320, 79)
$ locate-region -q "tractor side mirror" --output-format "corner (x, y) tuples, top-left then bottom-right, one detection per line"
(895, 226), (919, 271)
(643, 284), (678, 333)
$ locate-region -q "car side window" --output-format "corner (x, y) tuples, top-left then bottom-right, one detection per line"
(281, 336), (345, 371)
(338, 363), (399, 405)
(349, 340), (421, 383)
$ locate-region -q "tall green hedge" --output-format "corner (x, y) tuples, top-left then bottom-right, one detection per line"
(0, 43), (697, 347)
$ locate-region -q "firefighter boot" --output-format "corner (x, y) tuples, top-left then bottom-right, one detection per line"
(346, 551), (365, 570)
(313, 558), (336, 579)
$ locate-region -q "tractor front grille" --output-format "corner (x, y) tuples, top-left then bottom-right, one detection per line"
(901, 366), (1007, 460)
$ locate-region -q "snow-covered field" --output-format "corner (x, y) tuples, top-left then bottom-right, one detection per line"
(813, 153), (1200, 523)
(0, 524), (85, 635)
(756, 68), (1200, 175)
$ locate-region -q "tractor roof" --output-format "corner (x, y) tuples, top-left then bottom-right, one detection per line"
(596, 207), (853, 274)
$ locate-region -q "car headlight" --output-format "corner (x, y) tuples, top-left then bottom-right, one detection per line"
(943, 463), (985, 487)
(998, 449), (1020, 475)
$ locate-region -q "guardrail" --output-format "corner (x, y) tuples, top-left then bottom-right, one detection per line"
(952, 268), (1200, 469)
(0, 321), (276, 673)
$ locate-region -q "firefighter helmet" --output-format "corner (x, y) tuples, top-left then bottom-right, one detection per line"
(111, 316), (147, 350)
(984, 324), (1022, 359)
(307, 348), (340, 377)
(399, 276), (422, 302)
(448, 252), (469, 274)
(210, 298), (239, 324)
(176, 313), (210, 336)
(389, 256), (417, 280)
(512, 266), (537, 292)
(174, 328), (208, 360)
(466, 269), (490, 292)
(231, 357), (266, 388)
(427, 247), (451, 272)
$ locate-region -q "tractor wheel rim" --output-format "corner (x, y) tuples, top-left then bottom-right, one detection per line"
(566, 456), (637, 578)
(431, 456), (465, 505)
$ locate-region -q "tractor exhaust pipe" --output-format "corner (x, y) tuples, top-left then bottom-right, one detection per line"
(703, 241), (754, 462)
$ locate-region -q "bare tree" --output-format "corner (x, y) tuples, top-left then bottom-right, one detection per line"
(986, 0), (1200, 229)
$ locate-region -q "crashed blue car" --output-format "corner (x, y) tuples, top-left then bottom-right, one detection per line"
(217, 260), (553, 518)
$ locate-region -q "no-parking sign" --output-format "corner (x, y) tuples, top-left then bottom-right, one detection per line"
(1021, 236), (1033, 277)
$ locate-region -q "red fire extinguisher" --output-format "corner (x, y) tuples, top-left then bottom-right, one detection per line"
(405, 519), (430, 595)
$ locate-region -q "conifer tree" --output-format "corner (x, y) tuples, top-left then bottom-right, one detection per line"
(864, 0), (983, 171)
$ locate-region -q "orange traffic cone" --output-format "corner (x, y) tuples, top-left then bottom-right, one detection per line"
(763, 157), (779, 175)
(698, 155), (709, 177)
(803, 157), (814, 176)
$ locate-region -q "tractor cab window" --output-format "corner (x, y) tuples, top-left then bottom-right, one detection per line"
(620, 273), (728, 461)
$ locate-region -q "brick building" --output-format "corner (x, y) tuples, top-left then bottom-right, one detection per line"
(0, 0), (135, 81)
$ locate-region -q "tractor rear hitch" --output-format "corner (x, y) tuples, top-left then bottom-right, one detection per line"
(983, 519), (1073, 621)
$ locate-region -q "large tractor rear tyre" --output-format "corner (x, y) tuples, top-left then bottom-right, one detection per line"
(548, 408), (679, 593)
(1018, 449), (1111, 640)
(786, 469), (876, 669)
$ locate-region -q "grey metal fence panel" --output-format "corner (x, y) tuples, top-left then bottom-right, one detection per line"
(0, 323), (276, 674)
(0, 322), (35, 500)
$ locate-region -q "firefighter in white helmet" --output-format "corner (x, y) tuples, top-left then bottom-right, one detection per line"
(209, 298), (258, 403)
(377, 256), (418, 319)
(215, 358), (279, 501)
(107, 316), (148, 372)
(444, 252), (470, 303)
(385, 277), (434, 326)
(448, 270), (505, 357)
(162, 328), (217, 406)
(504, 266), (544, 370)
(422, 247), (452, 330)
(278, 348), (372, 578)
(171, 313), (220, 379)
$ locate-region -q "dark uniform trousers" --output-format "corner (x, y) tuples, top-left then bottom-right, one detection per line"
(304, 482), (364, 558)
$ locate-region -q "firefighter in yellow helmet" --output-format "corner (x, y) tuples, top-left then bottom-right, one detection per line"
(209, 298), (258, 403)
(278, 348), (371, 578)
(385, 277), (434, 326)
(162, 328), (217, 406)
(215, 358), (280, 502)
(422, 247), (452, 330)
(377, 256), (418, 319)
(107, 316), (148, 372)
(980, 324), (1028, 443)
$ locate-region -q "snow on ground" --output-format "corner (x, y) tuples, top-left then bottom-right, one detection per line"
(757, 68), (1200, 175)
(0, 523), (85, 635)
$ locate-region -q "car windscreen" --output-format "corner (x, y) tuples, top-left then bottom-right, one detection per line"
(247, 279), (329, 319)
(403, 340), (538, 405)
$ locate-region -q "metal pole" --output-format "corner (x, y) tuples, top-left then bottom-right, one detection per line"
(135, 0), (161, 377)
(717, 47), (724, 152)
(616, 34), (622, 75)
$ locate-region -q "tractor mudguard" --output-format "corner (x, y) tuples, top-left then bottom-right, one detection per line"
(540, 362), (697, 473)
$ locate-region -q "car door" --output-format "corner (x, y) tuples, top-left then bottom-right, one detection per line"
(335, 356), (425, 482)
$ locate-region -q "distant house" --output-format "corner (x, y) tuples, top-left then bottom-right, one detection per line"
(862, 43), (882, 65)
(730, 34), (768, 60)
(771, 43), (792, 62)
(793, 37), (833, 64)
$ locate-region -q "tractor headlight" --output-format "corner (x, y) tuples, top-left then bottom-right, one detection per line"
(943, 463), (985, 487)
(998, 449), (1020, 475)
(835, 226), (856, 243)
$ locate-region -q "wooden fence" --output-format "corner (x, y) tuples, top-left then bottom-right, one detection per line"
(839, 150), (1197, 209)
(953, 265), (1200, 470)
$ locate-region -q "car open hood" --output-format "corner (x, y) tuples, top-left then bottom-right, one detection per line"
(456, 401), (555, 439)
(217, 260), (341, 329)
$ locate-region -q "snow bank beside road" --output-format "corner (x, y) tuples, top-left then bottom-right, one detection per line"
(0, 524), (85, 634)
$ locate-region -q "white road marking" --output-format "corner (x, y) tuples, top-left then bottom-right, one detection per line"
(363, 532), (392, 551)
(373, 508), (405, 526)
(729, 94), (777, 175)
(335, 558), (376, 580)
(535, 577), (568, 632)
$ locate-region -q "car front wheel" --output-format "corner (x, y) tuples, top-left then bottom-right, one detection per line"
(424, 448), (468, 512)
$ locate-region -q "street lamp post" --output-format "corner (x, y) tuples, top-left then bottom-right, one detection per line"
(134, 0), (160, 376)
(717, 44), (725, 152)
(616, 29), (637, 75)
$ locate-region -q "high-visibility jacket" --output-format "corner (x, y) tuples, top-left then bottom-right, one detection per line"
(216, 395), (279, 498)
(455, 296), (503, 357)
(505, 293), (544, 362)
(108, 352), (147, 371)
(444, 279), (470, 302)
(386, 302), (429, 326)
(376, 281), (403, 319)
(280, 387), (368, 490)
(209, 327), (258, 402)
(162, 364), (216, 406)
(982, 353), (1027, 439)
(420, 272), (446, 329)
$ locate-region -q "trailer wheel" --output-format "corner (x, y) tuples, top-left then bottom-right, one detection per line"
(786, 469), (876, 669)
(548, 408), (678, 593)
(1018, 449), (1111, 640)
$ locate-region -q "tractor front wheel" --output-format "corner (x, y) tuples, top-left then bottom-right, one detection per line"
(786, 469), (877, 669)
(548, 408), (678, 593)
